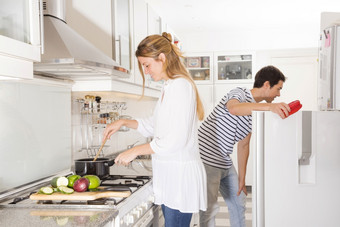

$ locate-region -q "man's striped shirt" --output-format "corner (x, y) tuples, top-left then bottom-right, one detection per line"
(198, 87), (255, 169)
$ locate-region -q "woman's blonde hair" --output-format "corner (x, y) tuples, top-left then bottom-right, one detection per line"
(135, 32), (204, 121)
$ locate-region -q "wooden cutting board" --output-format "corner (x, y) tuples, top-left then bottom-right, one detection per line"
(29, 190), (131, 201)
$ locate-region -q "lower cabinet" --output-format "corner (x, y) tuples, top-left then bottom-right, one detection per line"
(196, 84), (214, 122)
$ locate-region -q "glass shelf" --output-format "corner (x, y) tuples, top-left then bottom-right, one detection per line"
(216, 54), (253, 82)
(184, 54), (213, 83)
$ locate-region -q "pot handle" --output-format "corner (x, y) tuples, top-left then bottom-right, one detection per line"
(105, 159), (115, 167)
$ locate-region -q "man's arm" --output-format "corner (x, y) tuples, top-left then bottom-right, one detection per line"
(227, 99), (290, 119)
(237, 133), (251, 196)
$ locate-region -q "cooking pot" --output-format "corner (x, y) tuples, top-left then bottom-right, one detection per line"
(74, 158), (115, 179)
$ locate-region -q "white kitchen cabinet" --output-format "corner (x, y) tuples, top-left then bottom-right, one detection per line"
(184, 52), (213, 84)
(214, 52), (255, 84)
(132, 0), (163, 91)
(0, 0), (41, 79)
(112, 0), (133, 74)
(196, 84), (214, 122)
(147, 4), (161, 35)
(132, 0), (148, 86)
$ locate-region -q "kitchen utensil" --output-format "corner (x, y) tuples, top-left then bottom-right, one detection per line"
(74, 158), (115, 179)
(29, 189), (130, 201)
(287, 100), (302, 116)
(92, 138), (107, 161)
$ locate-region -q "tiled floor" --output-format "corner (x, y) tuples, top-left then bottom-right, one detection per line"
(215, 191), (252, 227)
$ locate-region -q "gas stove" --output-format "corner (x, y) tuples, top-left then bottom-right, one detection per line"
(0, 174), (151, 208)
(0, 174), (156, 227)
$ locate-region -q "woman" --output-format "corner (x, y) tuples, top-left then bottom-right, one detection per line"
(103, 32), (207, 226)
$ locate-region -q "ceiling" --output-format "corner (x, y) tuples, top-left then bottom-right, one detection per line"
(145, 0), (340, 35)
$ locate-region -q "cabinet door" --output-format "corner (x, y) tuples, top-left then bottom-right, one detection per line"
(147, 4), (161, 35)
(184, 53), (213, 84)
(113, 0), (133, 72)
(196, 84), (214, 122)
(0, 0), (41, 79)
(215, 52), (254, 84)
(132, 0), (148, 86)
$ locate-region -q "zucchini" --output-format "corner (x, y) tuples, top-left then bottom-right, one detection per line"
(51, 176), (68, 188)
(58, 186), (74, 194)
(39, 186), (54, 195)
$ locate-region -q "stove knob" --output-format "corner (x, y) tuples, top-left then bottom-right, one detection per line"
(136, 206), (143, 215)
(142, 202), (149, 210)
(132, 208), (141, 218)
(148, 195), (155, 203)
(128, 213), (135, 224)
(123, 215), (129, 224)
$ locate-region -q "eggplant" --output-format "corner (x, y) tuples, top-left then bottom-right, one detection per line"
(74, 158), (115, 179)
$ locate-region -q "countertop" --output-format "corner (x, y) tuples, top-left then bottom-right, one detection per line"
(0, 207), (118, 227)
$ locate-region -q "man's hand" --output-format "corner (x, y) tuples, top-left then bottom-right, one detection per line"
(237, 179), (248, 196)
(269, 102), (290, 119)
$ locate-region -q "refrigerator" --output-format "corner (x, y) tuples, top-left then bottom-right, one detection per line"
(252, 111), (340, 227)
(318, 25), (340, 110)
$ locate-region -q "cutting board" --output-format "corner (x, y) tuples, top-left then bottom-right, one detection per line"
(29, 190), (131, 201)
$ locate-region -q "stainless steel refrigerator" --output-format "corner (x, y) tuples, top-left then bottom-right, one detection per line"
(252, 111), (340, 227)
(318, 24), (340, 110)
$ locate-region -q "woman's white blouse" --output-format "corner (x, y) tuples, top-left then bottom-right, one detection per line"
(136, 77), (207, 213)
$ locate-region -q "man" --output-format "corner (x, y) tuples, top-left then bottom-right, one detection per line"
(199, 65), (290, 227)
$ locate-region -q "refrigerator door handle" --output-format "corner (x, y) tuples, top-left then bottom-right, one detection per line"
(298, 111), (312, 165)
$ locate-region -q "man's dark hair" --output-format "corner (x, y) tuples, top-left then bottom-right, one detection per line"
(253, 65), (286, 88)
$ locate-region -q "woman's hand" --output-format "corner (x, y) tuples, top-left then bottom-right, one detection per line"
(103, 119), (124, 141)
(115, 148), (139, 166)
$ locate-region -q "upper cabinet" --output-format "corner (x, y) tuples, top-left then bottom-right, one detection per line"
(0, 0), (41, 79)
(184, 53), (213, 84)
(214, 52), (254, 84)
(147, 4), (161, 35)
(132, 0), (147, 86)
(112, 0), (133, 73)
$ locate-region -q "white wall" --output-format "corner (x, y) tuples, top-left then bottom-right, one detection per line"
(180, 25), (319, 53)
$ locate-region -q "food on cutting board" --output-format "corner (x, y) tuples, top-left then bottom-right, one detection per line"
(51, 176), (68, 188)
(40, 174), (102, 195)
(39, 186), (54, 195)
(84, 175), (101, 189)
(57, 186), (74, 194)
(67, 174), (81, 187)
(73, 177), (90, 192)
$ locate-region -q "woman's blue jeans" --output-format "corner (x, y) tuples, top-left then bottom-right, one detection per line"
(161, 204), (193, 227)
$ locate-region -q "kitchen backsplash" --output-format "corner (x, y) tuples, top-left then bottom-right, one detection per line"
(71, 91), (158, 161)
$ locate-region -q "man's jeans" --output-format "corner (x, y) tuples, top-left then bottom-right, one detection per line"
(199, 164), (246, 227)
(161, 204), (193, 227)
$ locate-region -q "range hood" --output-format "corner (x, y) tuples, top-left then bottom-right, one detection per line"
(34, 0), (129, 80)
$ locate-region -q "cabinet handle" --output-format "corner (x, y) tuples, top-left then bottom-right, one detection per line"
(115, 35), (121, 64)
(39, 0), (44, 54)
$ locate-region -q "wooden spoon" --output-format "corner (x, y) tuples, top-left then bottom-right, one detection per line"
(92, 138), (108, 161)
